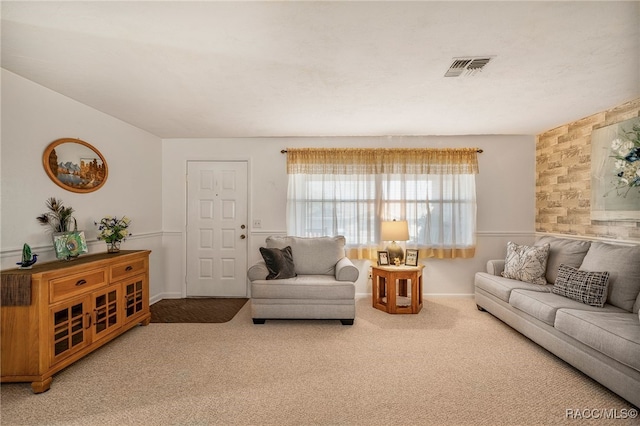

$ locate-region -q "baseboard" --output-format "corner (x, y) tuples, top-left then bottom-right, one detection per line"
(150, 292), (183, 305)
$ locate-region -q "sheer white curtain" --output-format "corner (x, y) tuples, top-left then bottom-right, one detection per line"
(286, 148), (478, 259)
(379, 173), (477, 259)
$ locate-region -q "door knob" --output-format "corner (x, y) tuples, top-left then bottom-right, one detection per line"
(240, 234), (246, 239)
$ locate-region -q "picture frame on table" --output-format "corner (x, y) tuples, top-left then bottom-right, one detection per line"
(377, 251), (389, 266)
(53, 231), (88, 260)
(405, 249), (419, 266)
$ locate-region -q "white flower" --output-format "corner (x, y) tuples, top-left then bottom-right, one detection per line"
(95, 215), (131, 242)
(617, 140), (634, 157)
(615, 159), (627, 170)
(611, 138), (623, 150)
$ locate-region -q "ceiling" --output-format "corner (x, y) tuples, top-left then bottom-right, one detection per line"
(2, 1), (639, 139)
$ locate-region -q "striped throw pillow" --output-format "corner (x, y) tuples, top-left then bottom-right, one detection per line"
(552, 264), (610, 307)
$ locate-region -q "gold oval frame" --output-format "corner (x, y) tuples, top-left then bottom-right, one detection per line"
(43, 138), (108, 193)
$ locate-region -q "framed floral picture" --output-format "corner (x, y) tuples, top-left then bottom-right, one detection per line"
(377, 251), (389, 266)
(590, 117), (640, 221)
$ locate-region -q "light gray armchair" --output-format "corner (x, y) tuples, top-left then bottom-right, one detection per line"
(247, 235), (359, 325)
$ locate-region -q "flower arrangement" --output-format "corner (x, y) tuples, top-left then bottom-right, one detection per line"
(36, 197), (77, 233)
(96, 216), (131, 252)
(609, 122), (640, 197)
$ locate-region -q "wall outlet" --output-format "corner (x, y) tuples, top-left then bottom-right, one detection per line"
(253, 219), (262, 228)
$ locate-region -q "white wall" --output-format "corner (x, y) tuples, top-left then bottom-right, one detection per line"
(163, 135), (536, 297)
(1, 68), (536, 300)
(0, 70), (165, 299)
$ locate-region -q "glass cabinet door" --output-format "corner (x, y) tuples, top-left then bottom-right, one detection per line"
(92, 284), (122, 342)
(50, 297), (90, 366)
(124, 276), (147, 323)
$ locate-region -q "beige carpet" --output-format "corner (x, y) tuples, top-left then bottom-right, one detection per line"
(1, 297), (636, 426)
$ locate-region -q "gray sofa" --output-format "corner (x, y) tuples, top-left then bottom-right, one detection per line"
(475, 236), (640, 407)
(247, 235), (359, 325)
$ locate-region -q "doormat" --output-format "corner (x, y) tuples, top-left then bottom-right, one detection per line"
(150, 298), (249, 323)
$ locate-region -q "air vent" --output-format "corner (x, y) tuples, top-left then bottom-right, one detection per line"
(445, 56), (494, 77)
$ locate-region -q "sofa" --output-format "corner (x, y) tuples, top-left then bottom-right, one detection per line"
(247, 235), (359, 325)
(475, 236), (640, 408)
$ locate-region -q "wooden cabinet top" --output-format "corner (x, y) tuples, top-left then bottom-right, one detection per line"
(372, 264), (424, 273)
(1, 250), (151, 277)
(1, 250), (151, 306)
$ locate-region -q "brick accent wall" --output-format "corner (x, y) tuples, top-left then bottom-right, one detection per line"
(535, 99), (640, 242)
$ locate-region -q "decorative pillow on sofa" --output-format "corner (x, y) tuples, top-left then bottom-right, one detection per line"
(501, 241), (550, 285)
(534, 236), (591, 284)
(552, 264), (610, 307)
(259, 246), (296, 280)
(579, 242), (640, 312)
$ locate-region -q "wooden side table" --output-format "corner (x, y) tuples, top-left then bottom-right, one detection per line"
(371, 265), (424, 314)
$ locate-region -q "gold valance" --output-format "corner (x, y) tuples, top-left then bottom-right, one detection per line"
(286, 148), (479, 175)
(345, 246), (475, 261)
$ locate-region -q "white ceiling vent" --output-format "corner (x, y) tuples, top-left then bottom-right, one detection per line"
(444, 57), (494, 77)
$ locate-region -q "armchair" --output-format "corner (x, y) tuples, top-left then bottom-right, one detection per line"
(247, 235), (359, 325)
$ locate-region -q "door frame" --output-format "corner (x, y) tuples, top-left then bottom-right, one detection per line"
(182, 158), (252, 298)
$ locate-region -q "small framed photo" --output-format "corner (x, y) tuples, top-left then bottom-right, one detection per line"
(377, 251), (389, 266)
(405, 249), (419, 266)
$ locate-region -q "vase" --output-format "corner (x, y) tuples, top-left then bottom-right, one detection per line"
(107, 240), (121, 253)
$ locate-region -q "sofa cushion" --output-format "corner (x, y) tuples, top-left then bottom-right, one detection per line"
(535, 236), (591, 284)
(509, 289), (626, 326)
(501, 242), (550, 285)
(259, 246), (296, 280)
(551, 264), (610, 308)
(251, 275), (355, 300)
(580, 242), (640, 312)
(475, 272), (552, 303)
(555, 309), (640, 372)
(266, 236), (346, 276)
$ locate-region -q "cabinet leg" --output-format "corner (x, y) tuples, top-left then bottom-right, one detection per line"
(141, 317), (151, 326)
(31, 377), (52, 394)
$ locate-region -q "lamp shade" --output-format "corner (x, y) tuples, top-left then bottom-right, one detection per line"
(381, 220), (409, 242)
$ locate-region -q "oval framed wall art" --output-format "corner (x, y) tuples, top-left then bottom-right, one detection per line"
(43, 138), (109, 193)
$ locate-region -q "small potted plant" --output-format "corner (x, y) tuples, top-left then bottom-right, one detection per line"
(96, 216), (131, 253)
(36, 197), (87, 260)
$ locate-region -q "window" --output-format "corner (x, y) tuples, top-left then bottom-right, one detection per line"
(286, 148), (479, 259)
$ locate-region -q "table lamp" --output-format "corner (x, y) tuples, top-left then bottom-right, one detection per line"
(381, 220), (409, 264)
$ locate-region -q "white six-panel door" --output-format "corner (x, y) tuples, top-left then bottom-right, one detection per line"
(186, 161), (248, 297)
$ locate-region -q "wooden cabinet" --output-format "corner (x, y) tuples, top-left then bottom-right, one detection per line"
(1, 250), (151, 393)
